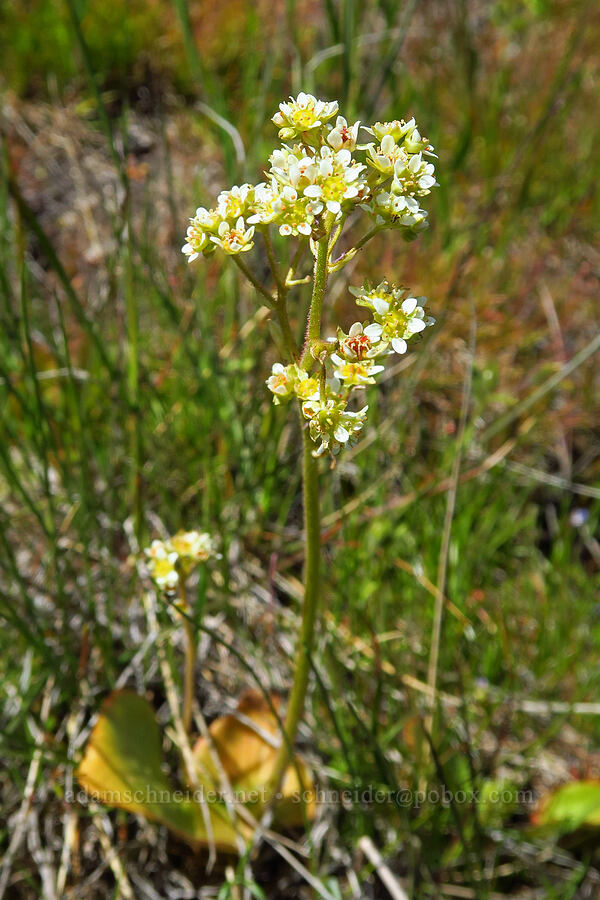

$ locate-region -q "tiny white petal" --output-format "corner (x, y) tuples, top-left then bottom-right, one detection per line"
(372, 298), (389, 315)
(364, 323), (383, 339)
(406, 318), (426, 333)
(304, 185), (322, 198)
(334, 425), (350, 443)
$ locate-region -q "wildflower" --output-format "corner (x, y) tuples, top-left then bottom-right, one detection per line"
(301, 147), (367, 217)
(182, 206), (222, 261)
(182, 224), (212, 262)
(352, 282), (435, 354)
(403, 126), (433, 155)
(169, 530), (218, 564)
(167, 530), (220, 576)
(272, 187), (317, 237)
(336, 322), (389, 360)
(365, 134), (407, 176)
(393, 152), (437, 196)
(145, 540), (179, 591)
(182, 95), (440, 457)
(331, 354), (385, 387)
(216, 184), (255, 219)
(210, 217), (255, 254)
(326, 116), (361, 151)
(272, 92), (338, 141)
(366, 119), (416, 143)
(266, 362), (308, 403)
(294, 375), (320, 401)
(302, 390), (368, 456)
(246, 182), (279, 226)
(370, 191), (429, 236)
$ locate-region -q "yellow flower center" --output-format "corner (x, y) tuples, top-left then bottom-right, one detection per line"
(321, 175), (346, 201)
(292, 107), (318, 129)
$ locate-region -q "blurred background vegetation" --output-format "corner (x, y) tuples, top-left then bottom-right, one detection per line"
(1, 0), (599, 896)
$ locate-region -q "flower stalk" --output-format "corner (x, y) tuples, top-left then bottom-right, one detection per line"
(179, 580), (196, 734)
(180, 91), (440, 808)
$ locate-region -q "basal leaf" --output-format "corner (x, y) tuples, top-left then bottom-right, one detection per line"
(192, 691), (316, 828)
(76, 690), (240, 851)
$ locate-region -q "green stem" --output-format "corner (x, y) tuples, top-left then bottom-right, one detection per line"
(231, 255), (275, 307)
(269, 417), (321, 790)
(263, 228), (286, 295)
(269, 234), (331, 792)
(179, 581), (195, 734)
(300, 234), (330, 368)
(276, 299), (299, 361)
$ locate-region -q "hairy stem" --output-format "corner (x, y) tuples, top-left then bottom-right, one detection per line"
(300, 234), (330, 367)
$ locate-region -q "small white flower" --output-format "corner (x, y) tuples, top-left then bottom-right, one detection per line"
(336, 321), (389, 360)
(366, 118), (416, 142)
(331, 354), (385, 386)
(394, 152), (437, 197)
(272, 92), (339, 140)
(327, 116), (361, 151)
(352, 283), (435, 354)
(210, 217), (255, 254)
(266, 362), (310, 404)
(169, 530), (219, 563)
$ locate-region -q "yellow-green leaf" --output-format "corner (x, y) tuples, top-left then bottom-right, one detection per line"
(192, 691), (316, 828)
(76, 691), (240, 851)
(534, 780), (600, 832)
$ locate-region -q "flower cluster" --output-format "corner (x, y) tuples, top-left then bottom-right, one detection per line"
(183, 92), (439, 457)
(352, 282), (435, 355)
(182, 93), (437, 260)
(144, 530), (219, 591)
(266, 282), (434, 456)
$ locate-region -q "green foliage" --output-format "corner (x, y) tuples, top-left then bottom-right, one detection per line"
(1, 0), (600, 895)
(0, 0), (173, 96)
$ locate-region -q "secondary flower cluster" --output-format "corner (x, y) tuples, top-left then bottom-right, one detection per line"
(182, 92), (437, 261)
(144, 530), (219, 591)
(267, 282), (435, 456)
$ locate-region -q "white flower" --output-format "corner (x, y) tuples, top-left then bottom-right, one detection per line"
(246, 182), (279, 226)
(210, 217), (255, 254)
(336, 322), (389, 360)
(368, 190), (429, 235)
(272, 92), (339, 140)
(327, 116), (361, 151)
(266, 362), (313, 403)
(301, 147), (367, 217)
(352, 283), (435, 354)
(394, 152), (437, 197)
(169, 530), (219, 563)
(365, 133), (406, 175)
(366, 118), (416, 142)
(144, 540), (179, 591)
(331, 354), (385, 386)
(302, 391), (369, 456)
(216, 183), (254, 220)
(182, 206), (222, 262)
